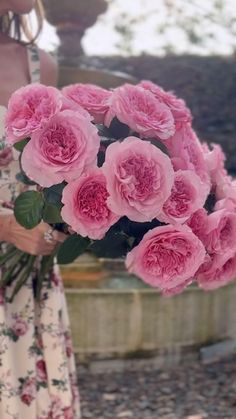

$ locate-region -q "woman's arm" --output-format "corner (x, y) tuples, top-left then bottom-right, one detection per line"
(0, 49), (61, 254)
(39, 49), (58, 87)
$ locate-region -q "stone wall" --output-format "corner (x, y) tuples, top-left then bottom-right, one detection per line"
(66, 281), (236, 361)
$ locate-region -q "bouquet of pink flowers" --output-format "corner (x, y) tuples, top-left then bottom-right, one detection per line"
(1, 80), (236, 300)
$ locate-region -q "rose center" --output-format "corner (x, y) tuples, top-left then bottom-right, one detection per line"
(76, 181), (110, 222)
(118, 155), (160, 201)
(143, 236), (191, 280)
(163, 179), (192, 217)
(42, 125), (79, 164)
(220, 218), (232, 246)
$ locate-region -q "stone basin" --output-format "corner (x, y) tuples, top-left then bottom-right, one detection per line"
(62, 259), (236, 362)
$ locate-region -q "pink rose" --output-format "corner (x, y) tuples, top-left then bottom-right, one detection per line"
(60, 95), (92, 120)
(104, 84), (175, 140)
(159, 170), (207, 224)
(5, 84), (62, 144)
(161, 278), (193, 296)
(203, 143), (226, 179)
(216, 176), (236, 201)
(36, 359), (47, 381)
(21, 110), (100, 187)
(62, 83), (112, 124)
(12, 318), (28, 336)
(202, 143), (236, 200)
(196, 252), (236, 290)
(20, 377), (36, 406)
(61, 168), (119, 240)
(202, 209), (236, 255)
(215, 197), (236, 212)
(166, 124), (210, 187)
(201, 144), (231, 199)
(139, 80), (192, 125)
(186, 208), (208, 242)
(126, 224), (206, 293)
(102, 136), (174, 222)
(0, 147), (13, 167)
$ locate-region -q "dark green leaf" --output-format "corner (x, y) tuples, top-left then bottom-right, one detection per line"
(57, 234), (90, 264)
(13, 138), (30, 152)
(43, 202), (63, 224)
(97, 124), (111, 137)
(89, 230), (129, 258)
(204, 193), (216, 213)
(14, 191), (44, 229)
(16, 172), (36, 186)
(118, 217), (161, 242)
(97, 149), (106, 167)
(43, 183), (65, 206)
(107, 117), (130, 139)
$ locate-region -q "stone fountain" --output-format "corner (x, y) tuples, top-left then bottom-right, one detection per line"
(42, 0), (135, 87)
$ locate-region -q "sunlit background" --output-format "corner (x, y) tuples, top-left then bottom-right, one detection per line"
(36, 0), (236, 56)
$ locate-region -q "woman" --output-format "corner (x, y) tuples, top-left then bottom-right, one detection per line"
(0, 1), (80, 418)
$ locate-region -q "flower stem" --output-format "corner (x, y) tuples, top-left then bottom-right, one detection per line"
(8, 255), (36, 302)
(0, 251), (26, 287)
(0, 246), (19, 266)
(35, 248), (57, 302)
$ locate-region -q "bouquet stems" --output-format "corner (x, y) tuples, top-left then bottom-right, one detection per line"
(8, 255), (36, 302)
(0, 243), (58, 303)
(35, 248), (58, 301)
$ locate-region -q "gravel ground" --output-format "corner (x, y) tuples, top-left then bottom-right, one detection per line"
(78, 356), (236, 419)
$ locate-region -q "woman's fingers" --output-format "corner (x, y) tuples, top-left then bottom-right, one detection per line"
(52, 231), (67, 243)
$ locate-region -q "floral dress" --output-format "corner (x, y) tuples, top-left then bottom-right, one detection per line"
(0, 46), (80, 419)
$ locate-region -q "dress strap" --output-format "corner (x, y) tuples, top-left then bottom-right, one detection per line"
(27, 44), (41, 83)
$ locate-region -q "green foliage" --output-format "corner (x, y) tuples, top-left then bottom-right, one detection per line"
(13, 138), (29, 152)
(89, 229), (130, 258)
(43, 202), (63, 224)
(107, 117), (130, 139)
(16, 172), (36, 186)
(57, 234), (90, 264)
(43, 183), (65, 205)
(14, 191), (44, 229)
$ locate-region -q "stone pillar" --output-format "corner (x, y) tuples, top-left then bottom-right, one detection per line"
(42, 0), (108, 66)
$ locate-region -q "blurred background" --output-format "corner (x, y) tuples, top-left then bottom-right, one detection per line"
(40, 1), (236, 418)
(37, 0), (236, 170)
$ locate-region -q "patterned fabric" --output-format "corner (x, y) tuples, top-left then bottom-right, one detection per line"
(0, 46), (81, 419)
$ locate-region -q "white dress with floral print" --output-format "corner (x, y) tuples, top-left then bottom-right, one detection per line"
(0, 46), (80, 419)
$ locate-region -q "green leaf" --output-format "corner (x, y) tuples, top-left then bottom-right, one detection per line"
(89, 231), (129, 258)
(43, 183), (65, 206)
(97, 124), (111, 137)
(43, 202), (63, 224)
(14, 191), (44, 229)
(57, 234), (90, 264)
(13, 138), (30, 152)
(16, 172), (36, 186)
(107, 117), (130, 139)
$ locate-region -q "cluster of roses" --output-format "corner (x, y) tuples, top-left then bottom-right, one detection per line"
(5, 80), (236, 295)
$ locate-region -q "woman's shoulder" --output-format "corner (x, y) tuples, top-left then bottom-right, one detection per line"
(38, 48), (58, 87)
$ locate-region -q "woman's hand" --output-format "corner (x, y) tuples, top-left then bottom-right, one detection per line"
(0, 213), (66, 255)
